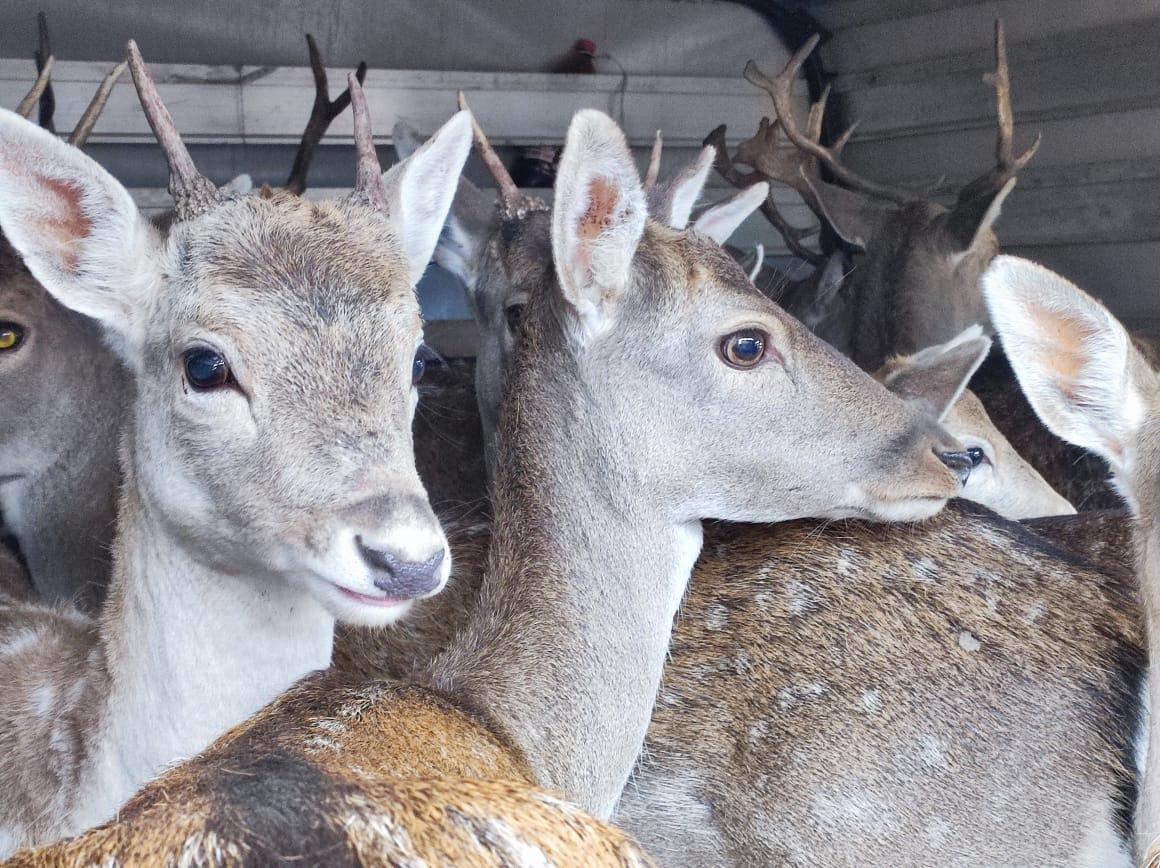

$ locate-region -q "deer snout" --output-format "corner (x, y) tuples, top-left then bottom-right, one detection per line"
(937, 450), (974, 485)
(357, 541), (445, 599)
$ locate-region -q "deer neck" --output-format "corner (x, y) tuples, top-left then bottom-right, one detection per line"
(77, 452), (335, 827)
(430, 358), (701, 819)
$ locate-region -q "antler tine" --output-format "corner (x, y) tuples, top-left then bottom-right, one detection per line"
(957, 19), (1041, 202)
(68, 60), (127, 147)
(744, 38), (917, 205)
(15, 54), (53, 119)
(456, 90), (521, 206)
(127, 40), (218, 220)
(285, 34), (368, 195)
(348, 73), (388, 211)
(34, 12), (55, 131)
(644, 130), (663, 188)
(704, 123), (824, 266)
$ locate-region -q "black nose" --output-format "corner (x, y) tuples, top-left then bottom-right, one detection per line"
(937, 450), (974, 485)
(356, 539), (445, 599)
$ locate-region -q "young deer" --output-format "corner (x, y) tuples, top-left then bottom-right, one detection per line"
(8, 108), (970, 863)
(0, 49), (469, 853)
(1, 62), (131, 610)
(0, 37), (363, 610)
(982, 256), (1160, 862)
(429, 110), (1071, 519)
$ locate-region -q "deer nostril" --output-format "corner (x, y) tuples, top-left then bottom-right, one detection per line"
(355, 537), (445, 599)
(937, 450), (974, 485)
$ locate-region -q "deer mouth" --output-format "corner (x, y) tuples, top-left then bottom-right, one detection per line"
(331, 583), (410, 609)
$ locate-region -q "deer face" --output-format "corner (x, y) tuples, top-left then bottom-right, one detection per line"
(0, 104), (472, 627)
(508, 110), (969, 526)
(0, 242), (125, 489)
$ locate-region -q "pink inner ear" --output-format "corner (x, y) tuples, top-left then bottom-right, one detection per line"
(33, 174), (92, 275)
(579, 177), (618, 243)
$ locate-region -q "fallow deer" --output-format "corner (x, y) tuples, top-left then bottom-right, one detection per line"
(1, 61), (131, 610)
(982, 255), (1160, 862)
(0, 49), (469, 853)
(8, 107), (971, 864)
(0, 36), (365, 610)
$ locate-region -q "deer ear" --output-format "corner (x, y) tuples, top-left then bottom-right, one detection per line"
(692, 182), (769, 244)
(648, 145), (714, 229)
(983, 255), (1152, 472)
(222, 173), (253, 196)
(381, 110), (473, 286)
(0, 109), (161, 348)
(944, 177), (1015, 253)
(878, 326), (991, 422)
(552, 109), (647, 339)
(805, 177), (895, 252)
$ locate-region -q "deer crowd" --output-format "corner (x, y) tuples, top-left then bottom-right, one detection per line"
(0, 15), (1155, 868)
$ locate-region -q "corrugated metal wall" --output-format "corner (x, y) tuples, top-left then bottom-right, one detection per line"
(806, 0), (1160, 335)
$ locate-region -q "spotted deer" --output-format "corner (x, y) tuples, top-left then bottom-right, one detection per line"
(0, 36), (364, 611)
(982, 256), (1160, 863)
(9, 107), (970, 864)
(359, 112), (1137, 865)
(0, 46), (472, 853)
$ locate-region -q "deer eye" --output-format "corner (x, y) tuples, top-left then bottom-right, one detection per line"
(412, 353), (426, 385)
(967, 446), (988, 468)
(183, 348), (233, 390)
(0, 323), (24, 352)
(720, 329), (768, 369)
(504, 304), (525, 333)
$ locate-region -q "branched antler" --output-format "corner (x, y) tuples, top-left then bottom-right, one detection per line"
(284, 34), (368, 196)
(68, 60), (127, 147)
(957, 19), (1041, 202)
(744, 36), (917, 205)
(704, 123), (824, 265)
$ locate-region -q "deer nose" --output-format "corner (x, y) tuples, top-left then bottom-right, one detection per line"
(355, 538), (446, 599)
(937, 450), (974, 485)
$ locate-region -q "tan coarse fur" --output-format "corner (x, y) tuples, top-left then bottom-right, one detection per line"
(10, 108), (967, 863)
(0, 57), (469, 853)
(7, 675), (649, 867)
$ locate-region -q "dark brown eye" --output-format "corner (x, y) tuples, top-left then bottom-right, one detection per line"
(183, 348), (233, 390)
(504, 304), (525, 333)
(0, 322), (24, 352)
(720, 329), (768, 369)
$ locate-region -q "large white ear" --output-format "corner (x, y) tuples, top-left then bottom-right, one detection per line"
(0, 108), (160, 346)
(648, 145), (715, 229)
(983, 255), (1148, 471)
(551, 109), (647, 338)
(692, 182), (769, 244)
(878, 325), (991, 422)
(381, 110), (473, 286)
(392, 119), (495, 291)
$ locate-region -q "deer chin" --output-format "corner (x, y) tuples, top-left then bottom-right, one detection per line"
(842, 482), (952, 524)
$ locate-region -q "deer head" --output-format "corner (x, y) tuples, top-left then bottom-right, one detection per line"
(0, 48), (473, 626)
(874, 325), (1075, 518)
(719, 21), (1038, 369)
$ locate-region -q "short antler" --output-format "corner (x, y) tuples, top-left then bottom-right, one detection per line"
(704, 123), (825, 266)
(15, 56), (52, 119)
(744, 36), (917, 205)
(127, 40), (219, 221)
(456, 91), (521, 206)
(644, 130), (663, 188)
(33, 12), (55, 132)
(68, 60), (127, 147)
(348, 73), (388, 212)
(957, 19), (1041, 202)
(285, 34), (368, 196)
